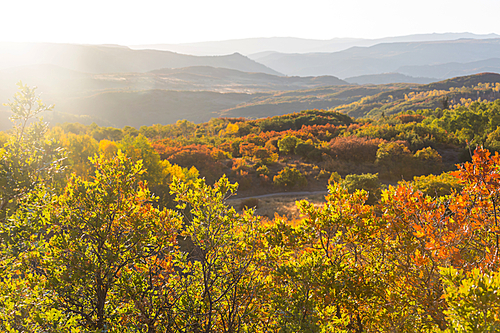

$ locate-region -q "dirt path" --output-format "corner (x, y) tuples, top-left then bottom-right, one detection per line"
(227, 190), (328, 201)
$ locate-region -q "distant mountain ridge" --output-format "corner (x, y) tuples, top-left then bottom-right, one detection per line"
(398, 58), (500, 79)
(254, 39), (500, 78)
(131, 33), (500, 56)
(345, 73), (436, 85)
(0, 42), (281, 75)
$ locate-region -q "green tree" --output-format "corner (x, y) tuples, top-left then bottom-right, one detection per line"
(170, 176), (260, 332)
(375, 142), (413, 180)
(278, 135), (300, 155)
(273, 167), (307, 188)
(413, 147), (442, 175)
(0, 82), (65, 331)
(343, 173), (381, 204)
(37, 151), (181, 331)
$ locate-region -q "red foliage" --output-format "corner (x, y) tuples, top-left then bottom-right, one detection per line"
(159, 144), (226, 184)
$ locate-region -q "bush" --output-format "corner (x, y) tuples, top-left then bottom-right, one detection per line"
(238, 198), (259, 210)
(329, 136), (385, 163)
(413, 147), (443, 175)
(315, 169), (331, 181)
(396, 114), (426, 124)
(440, 267), (500, 332)
(411, 172), (462, 197)
(342, 173), (381, 204)
(327, 171), (341, 185)
(278, 135), (300, 155)
(376, 142), (413, 180)
(273, 167), (307, 188)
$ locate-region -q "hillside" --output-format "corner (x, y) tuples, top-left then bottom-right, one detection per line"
(1, 72), (498, 129)
(333, 73), (500, 118)
(255, 39), (500, 78)
(0, 64), (348, 129)
(218, 84), (413, 118)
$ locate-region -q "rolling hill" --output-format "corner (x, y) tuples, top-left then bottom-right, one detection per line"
(345, 73), (436, 85)
(333, 73), (500, 118)
(0, 64), (347, 129)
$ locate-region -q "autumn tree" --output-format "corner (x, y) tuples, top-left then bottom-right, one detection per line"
(36, 151), (181, 331)
(0, 82), (65, 331)
(169, 176), (260, 332)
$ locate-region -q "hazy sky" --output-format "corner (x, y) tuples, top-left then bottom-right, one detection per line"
(1, 0), (499, 45)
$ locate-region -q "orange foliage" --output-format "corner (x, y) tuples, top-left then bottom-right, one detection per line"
(385, 147), (500, 271)
(329, 136), (386, 162)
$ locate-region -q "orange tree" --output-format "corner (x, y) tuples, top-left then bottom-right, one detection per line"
(376, 147), (500, 331)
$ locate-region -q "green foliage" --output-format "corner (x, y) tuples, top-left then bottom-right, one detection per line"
(485, 125), (500, 152)
(327, 171), (341, 184)
(170, 176), (260, 332)
(278, 135), (300, 155)
(376, 142), (414, 180)
(441, 267), (500, 332)
(273, 167), (307, 188)
(0, 83), (65, 332)
(38, 151), (181, 330)
(411, 172), (463, 197)
(342, 173), (381, 204)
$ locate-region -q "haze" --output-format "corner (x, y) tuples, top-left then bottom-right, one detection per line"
(1, 0), (499, 45)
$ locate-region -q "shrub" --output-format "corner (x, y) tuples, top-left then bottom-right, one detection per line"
(329, 136), (385, 163)
(396, 114), (426, 124)
(342, 173), (381, 204)
(278, 135), (300, 155)
(273, 167), (307, 188)
(295, 142), (313, 157)
(256, 165), (270, 177)
(411, 172), (462, 197)
(440, 267), (500, 332)
(315, 169), (330, 181)
(239, 198), (259, 210)
(376, 142), (413, 180)
(327, 171), (341, 185)
(413, 147), (443, 175)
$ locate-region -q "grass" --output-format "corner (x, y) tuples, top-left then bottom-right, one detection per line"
(228, 193), (327, 219)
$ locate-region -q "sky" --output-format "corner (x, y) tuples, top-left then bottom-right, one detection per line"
(1, 0), (499, 45)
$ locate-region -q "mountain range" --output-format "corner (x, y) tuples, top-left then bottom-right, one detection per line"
(131, 33), (500, 56)
(0, 42), (279, 75)
(2, 34), (500, 130)
(253, 39), (500, 78)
